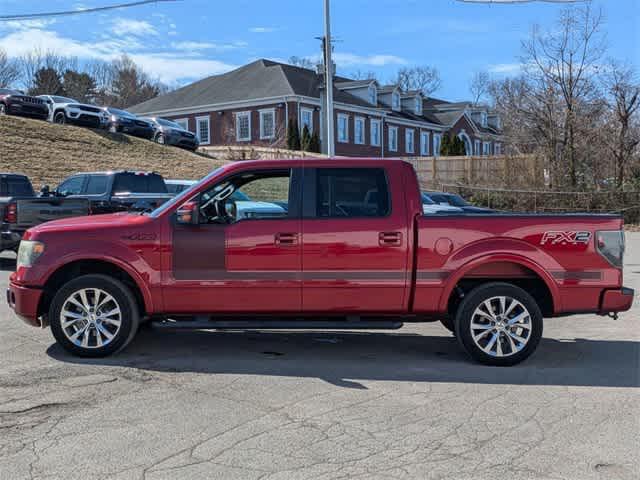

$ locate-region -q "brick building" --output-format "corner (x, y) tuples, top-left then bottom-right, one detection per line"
(129, 59), (503, 157)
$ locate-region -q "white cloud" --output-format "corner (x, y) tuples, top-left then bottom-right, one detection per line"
(110, 18), (157, 36)
(0, 19), (56, 30)
(488, 63), (523, 74)
(249, 27), (277, 33)
(0, 28), (236, 84)
(307, 52), (407, 67)
(170, 41), (247, 52)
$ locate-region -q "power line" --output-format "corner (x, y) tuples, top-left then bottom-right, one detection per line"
(0, 0), (179, 22)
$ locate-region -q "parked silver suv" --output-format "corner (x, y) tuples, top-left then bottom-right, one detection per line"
(37, 95), (108, 128)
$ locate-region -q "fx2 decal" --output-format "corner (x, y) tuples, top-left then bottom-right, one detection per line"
(540, 231), (591, 246)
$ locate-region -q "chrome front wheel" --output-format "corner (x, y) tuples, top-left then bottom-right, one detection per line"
(50, 274), (140, 357)
(60, 288), (122, 349)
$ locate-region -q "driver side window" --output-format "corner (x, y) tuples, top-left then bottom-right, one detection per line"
(57, 175), (85, 196)
(198, 170), (291, 224)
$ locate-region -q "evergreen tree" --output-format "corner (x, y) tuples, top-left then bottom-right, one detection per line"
(452, 136), (465, 156)
(62, 69), (96, 103)
(287, 118), (301, 150)
(29, 67), (63, 96)
(309, 131), (321, 153)
(440, 133), (451, 156)
(301, 125), (311, 151)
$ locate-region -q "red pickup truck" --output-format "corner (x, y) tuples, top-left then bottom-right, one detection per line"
(7, 159), (633, 365)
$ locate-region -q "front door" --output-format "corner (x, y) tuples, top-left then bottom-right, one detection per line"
(301, 166), (410, 313)
(163, 167), (302, 313)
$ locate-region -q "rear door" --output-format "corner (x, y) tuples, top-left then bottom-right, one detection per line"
(301, 165), (411, 313)
(15, 198), (89, 229)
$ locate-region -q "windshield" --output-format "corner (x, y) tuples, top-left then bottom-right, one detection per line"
(421, 193), (435, 205)
(51, 96), (77, 103)
(108, 108), (135, 118)
(157, 118), (184, 129)
(150, 168), (224, 217)
(429, 193), (468, 207)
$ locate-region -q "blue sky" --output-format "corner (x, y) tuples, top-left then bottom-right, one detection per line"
(1, 0), (638, 101)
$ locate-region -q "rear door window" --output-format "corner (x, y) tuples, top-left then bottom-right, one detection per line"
(113, 173), (168, 194)
(85, 175), (108, 195)
(314, 168), (390, 218)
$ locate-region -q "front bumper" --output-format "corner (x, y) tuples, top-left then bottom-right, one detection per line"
(7, 281), (43, 327)
(599, 287), (634, 314)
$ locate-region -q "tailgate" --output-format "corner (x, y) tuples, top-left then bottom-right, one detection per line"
(15, 198), (90, 230)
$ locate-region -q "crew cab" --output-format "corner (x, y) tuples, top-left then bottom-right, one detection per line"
(8, 159), (634, 365)
(52, 171), (173, 214)
(0, 173), (88, 253)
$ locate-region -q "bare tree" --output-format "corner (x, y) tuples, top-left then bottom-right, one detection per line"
(522, 4), (606, 187)
(601, 61), (640, 187)
(470, 70), (491, 106)
(394, 66), (442, 97)
(0, 49), (20, 88)
(348, 69), (378, 81)
(110, 55), (165, 108)
(18, 48), (77, 92)
(288, 56), (314, 70)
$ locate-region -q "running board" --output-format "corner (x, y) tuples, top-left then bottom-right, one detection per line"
(151, 317), (404, 330)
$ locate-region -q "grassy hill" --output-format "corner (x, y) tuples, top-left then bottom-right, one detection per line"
(0, 115), (227, 187)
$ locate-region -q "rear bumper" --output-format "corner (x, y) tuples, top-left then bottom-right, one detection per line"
(599, 287), (634, 314)
(7, 281), (43, 327)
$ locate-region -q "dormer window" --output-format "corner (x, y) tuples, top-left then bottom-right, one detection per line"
(392, 91), (400, 110)
(481, 112), (488, 128)
(368, 84), (377, 105)
(415, 97), (422, 116)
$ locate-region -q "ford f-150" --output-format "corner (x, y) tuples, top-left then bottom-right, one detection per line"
(7, 159), (634, 365)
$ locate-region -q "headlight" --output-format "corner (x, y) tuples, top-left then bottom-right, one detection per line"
(17, 241), (45, 268)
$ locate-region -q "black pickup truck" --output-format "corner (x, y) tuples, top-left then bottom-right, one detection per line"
(51, 171), (173, 214)
(0, 174), (89, 253)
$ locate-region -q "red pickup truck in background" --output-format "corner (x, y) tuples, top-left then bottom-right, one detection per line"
(7, 159), (633, 366)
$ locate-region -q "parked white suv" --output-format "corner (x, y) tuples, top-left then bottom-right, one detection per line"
(37, 95), (108, 128)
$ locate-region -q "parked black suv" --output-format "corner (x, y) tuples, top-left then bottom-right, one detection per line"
(0, 89), (49, 120)
(104, 108), (155, 139)
(142, 117), (200, 151)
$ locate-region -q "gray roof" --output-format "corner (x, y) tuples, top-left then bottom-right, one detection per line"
(334, 79), (374, 89)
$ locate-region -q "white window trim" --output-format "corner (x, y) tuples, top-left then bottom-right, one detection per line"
(195, 115), (210, 145)
(300, 107), (314, 133)
(337, 113), (349, 143)
(259, 108), (276, 140)
(415, 98), (422, 116)
(174, 117), (189, 131)
(405, 128), (415, 154)
(235, 111), (251, 142)
(370, 119), (381, 146)
(392, 92), (401, 111)
(388, 126), (398, 152)
(368, 85), (377, 105)
(420, 131), (430, 156)
(354, 116), (365, 145)
(474, 139), (481, 156)
(433, 133), (442, 157)
(483, 141), (491, 156)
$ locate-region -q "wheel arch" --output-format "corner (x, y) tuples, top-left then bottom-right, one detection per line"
(440, 254), (559, 317)
(38, 257), (153, 322)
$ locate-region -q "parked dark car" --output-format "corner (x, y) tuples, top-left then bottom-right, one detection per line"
(103, 108), (155, 139)
(0, 174), (89, 253)
(52, 171), (173, 214)
(424, 191), (494, 213)
(0, 88), (49, 120)
(142, 117), (199, 151)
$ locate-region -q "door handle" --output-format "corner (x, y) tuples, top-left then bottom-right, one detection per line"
(275, 232), (298, 246)
(379, 231), (402, 246)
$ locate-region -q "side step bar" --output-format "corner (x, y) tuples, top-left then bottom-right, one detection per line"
(151, 317), (404, 330)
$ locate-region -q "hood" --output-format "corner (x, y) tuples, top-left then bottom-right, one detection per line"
(28, 212), (150, 235)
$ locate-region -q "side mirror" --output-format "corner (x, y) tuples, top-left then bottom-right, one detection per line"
(176, 201), (199, 225)
(40, 185), (50, 196)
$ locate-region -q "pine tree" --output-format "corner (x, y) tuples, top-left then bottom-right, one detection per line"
(301, 125), (311, 151)
(440, 133), (451, 156)
(287, 118), (301, 150)
(452, 136), (465, 156)
(309, 131), (321, 153)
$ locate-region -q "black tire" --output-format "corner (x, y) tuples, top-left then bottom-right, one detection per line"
(49, 274), (140, 357)
(454, 282), (543, 366)
(108, 124), (118, 133)
(54, 111), (66, 125)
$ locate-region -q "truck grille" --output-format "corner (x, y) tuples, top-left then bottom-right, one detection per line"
(78, 105), (101, 113)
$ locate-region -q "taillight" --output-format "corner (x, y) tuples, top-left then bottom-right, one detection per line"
(3, 202), (17, 224)
(596, 230), (625, 268)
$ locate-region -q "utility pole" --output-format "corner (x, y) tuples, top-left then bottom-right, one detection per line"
(323, 0), (335, 157)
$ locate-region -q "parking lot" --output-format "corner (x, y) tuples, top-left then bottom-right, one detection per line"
(0, 235), (638, 480)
